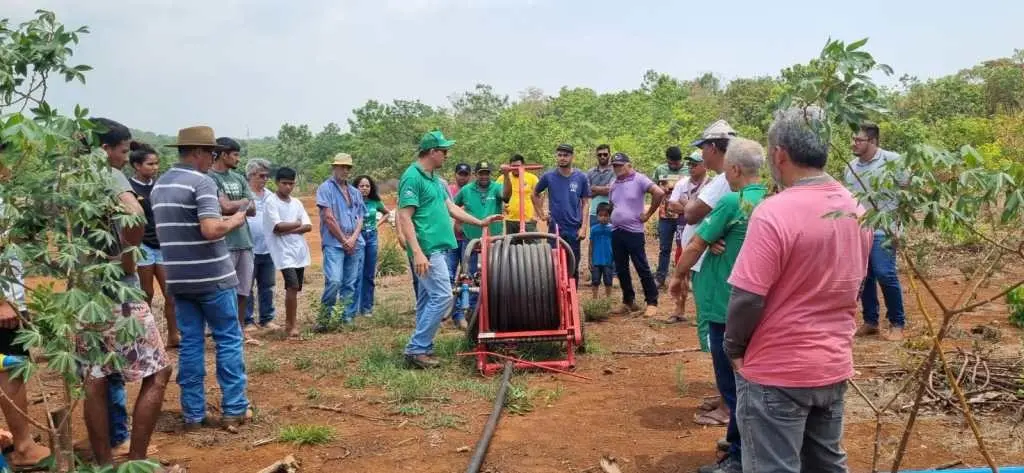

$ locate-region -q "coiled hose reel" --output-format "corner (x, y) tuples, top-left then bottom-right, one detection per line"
(463, 232), (577, 344)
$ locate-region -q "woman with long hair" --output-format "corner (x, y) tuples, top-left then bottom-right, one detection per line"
(129, 142), (178, 348)
(354, 175), (390, 315)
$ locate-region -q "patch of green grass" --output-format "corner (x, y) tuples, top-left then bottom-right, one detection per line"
(293, 355), (314, 371)
(540, 384), (565, 406)
(582, 333), (608, 355)
(344, 374), (368, 389)
(388, 370), (438, 403)
(366, 302), (411, 329)
(377, 241), (407, 277)
(393, 403), (427, 417)
(674, 363), (688, 396)
(305, 387), (322, 401)
(516, 341), (566, 361)
(582, 297), (612, 322)
(278, 424), (336, 446)
(423, 412), (465, 430)
(250, 353), (280, 375)
(504, 382), (534, 415)
(433, 333), (472, 362)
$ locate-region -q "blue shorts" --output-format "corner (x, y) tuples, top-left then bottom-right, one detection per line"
(138, 244), (163, 267)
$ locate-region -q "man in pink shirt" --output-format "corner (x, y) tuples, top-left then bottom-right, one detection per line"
(726, 107), (872, 473)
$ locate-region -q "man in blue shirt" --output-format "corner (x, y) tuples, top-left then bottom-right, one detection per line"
(532, 143), (591, 282)
(316, 152), (366, 327)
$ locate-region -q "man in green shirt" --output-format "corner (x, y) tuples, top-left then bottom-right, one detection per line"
(397, 131), (501, 369)
(667, 137), (766, 473)
(209, 137), (258, 345)
(453, 161), (504, 321)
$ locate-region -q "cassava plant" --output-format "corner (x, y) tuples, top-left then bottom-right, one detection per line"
(782, 38), (1024, 473)
(1, 10), (157, 473)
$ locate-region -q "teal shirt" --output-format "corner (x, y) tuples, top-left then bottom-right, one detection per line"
(398, 163), (457, 256)
(208, 168), (255, 250)
(364, 199), (385, 231)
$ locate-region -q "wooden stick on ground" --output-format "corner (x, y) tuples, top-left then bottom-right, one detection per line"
(611, 348), (701, 356)
(310, 404), (393, 422)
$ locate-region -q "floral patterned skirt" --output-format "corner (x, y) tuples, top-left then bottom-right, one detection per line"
(77, 302), (170, 383)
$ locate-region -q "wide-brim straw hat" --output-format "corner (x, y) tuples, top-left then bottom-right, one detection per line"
(165, 126), (226, 149)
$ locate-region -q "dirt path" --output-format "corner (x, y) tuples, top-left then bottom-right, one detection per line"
(21, 195), (1024, 473)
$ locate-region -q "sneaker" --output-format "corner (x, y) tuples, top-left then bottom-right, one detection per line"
(644, 305), (659, 317)
(854, 324), (879, 337)
(405, 354), (441, 369)
(884, 327), (904, 341)
(697, 456), (742, 473)
(610, 303), (641, 315)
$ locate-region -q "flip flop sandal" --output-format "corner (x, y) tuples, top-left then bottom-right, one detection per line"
(693, 409), (729, 426)
(697, 397), (721, 412)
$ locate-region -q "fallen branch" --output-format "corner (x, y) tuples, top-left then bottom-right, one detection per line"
(310, 404), (393, 423)
(611, 348), (701, 357)
(255, 454), (299, 473)
(252, 437), (276, 448)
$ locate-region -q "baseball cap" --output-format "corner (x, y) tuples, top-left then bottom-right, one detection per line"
(454, 163), (471, 174)
(475, 161), (492, 172)
(419, 130), (456, 152)
(685, 151), (704, 163)
(555, 143), (574, 154)
(690, 120), (737, 147)
(611, 152), (631, 165)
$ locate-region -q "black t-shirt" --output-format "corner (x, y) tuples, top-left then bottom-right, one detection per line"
(129, 177), (160, 248)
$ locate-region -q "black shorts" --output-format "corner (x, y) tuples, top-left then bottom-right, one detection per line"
(281, 267), (305, 291)
(0, 311), (30, 356)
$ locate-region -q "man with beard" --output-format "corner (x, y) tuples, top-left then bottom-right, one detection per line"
(397, 131), (501, 369)
(452, 161), (504, 329)
(532, 144), (591, 282)
(209, 137), (259, 345)
(585, 144), (614, 280)
(846, 123), (906, 341)
(726, 107), (872, 473)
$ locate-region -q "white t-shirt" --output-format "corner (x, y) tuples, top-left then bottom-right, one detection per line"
(691, 173), (731, 272)
(669, 175), (709, 249)
(263, 193), (312, 270)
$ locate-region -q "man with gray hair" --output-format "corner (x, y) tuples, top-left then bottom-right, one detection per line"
(244, 158), (279, 331)
(725, 107), (872, 473)
(668, 137), (767, 473)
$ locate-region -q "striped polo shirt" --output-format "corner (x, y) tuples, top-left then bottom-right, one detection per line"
(151, 163), (239, 295)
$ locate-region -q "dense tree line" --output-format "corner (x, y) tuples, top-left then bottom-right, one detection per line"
(139, 48), (1024, 185)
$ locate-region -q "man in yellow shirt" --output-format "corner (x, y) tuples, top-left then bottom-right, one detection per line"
(499, 154), (539, 233)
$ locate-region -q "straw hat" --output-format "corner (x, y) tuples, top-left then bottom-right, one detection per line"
(331, 153), (354, 166)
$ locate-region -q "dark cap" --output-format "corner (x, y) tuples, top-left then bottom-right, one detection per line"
(475, 161), (492, 172)
(455, 163), (471, 174)
(215, 137), (241, 153)
(666, 146), (683, 161)
(555, 143), (574, 154)
(611, 152), (631, 165)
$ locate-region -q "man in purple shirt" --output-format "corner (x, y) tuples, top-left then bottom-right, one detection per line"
(608, 152), (665, 317)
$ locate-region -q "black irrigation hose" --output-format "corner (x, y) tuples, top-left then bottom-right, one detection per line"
(465, 361), (514, 473)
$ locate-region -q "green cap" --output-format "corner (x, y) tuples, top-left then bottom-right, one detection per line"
(418, 130), (455, 152)
(685, 150), (704, 163)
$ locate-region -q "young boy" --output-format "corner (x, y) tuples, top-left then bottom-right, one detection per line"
(589, 202), (614, 298)
(263, 167), (312, 338)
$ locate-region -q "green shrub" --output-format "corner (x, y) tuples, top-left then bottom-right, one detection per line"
(377, 241), (407, 277)
(1008, 286), (1024, 328)
(278, 424), (335, 446)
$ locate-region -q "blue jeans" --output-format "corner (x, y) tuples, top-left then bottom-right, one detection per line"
(590, 264), (614, 287)
(107, 374), (129, 445)
(548, 227), (581, 283)
(710, 322), (741, 461)
(736, 374), (848, 473)
(656, 218), (678, 283)
(357, 231), (379, 314)
(174, 288), (249, 424)
(321, 245), (363, 322)
(245, 253), (276, 326)
(862, 231), (906, 328)
(405, 252), (453, 355)
(447, 239), (468, 284)
(612, 229), (658, 306)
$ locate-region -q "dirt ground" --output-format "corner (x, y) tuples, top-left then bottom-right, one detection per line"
(18, 196), (1024, 473)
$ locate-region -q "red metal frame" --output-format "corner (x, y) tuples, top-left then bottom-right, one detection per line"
(474, 221), (582, 376)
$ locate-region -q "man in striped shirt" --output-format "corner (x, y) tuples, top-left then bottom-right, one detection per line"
(151, 126), (250, 430)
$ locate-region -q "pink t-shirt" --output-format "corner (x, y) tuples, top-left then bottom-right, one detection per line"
(728, 181), (872, 388)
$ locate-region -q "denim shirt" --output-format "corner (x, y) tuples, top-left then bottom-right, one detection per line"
(316, 178), (366, 248)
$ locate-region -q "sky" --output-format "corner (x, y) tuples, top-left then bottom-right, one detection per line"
(6, 0), (1023, 138)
